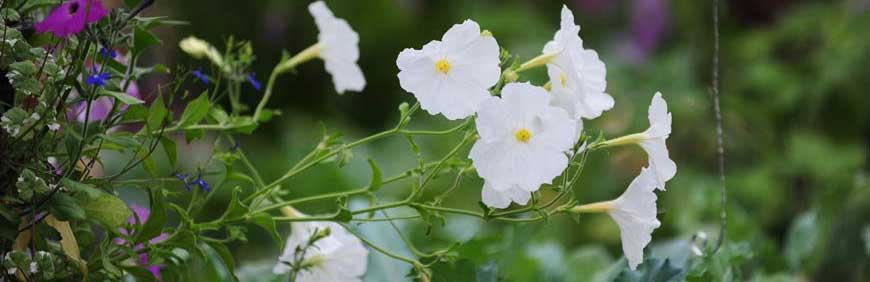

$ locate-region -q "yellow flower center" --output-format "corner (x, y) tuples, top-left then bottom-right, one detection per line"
(514, 128), (532, 143)
(559, 72), (568, 86)
(435, 59), (451, 74)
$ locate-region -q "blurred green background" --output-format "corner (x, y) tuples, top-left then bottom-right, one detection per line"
(132, 0), (870, 281)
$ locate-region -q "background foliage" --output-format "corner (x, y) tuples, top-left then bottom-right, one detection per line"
(3, 0), (869, 281)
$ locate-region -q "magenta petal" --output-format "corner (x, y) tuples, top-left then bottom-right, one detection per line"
(35, 0), (107, 38)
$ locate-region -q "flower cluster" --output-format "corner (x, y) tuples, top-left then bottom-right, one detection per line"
(393, 4), (675, 271)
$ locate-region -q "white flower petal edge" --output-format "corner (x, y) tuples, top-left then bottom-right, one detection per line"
(273, 220), (368, 282)
(397, 20), (501, 120)
(470, 82), (577, 208)
(640, 92), (676, 188)
(309, 1), (365, 94)
(544, 5), (613, 120)
(609, 167), (661, 271)
(481, 182), (531, 209)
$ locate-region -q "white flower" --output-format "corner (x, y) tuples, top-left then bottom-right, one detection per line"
(178, 36), (225, 67)
(608, 167), (661, 270)
(596, 92), (675, 189)
(274, 220), (368, 282)
(29, 262), (37, 273)
(470, 82), (577, 207)
(30, 113), (40, 121)
(397, 20), (501, 120)
(638, 92), (675, 188)
(47, 122), (60, 131)
(308, 1), (365, 94)
(544, 5), (613, 120)
(481, 182), (531, 209)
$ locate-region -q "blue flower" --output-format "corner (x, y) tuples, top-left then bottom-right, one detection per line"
(99, 47), (117, 59)
(175, 173), (192, 191)
(86, 67), (110, 87)
(192, 67), (209, 84)
(193, 172), (211, 192)
(246, 73), (262, 91)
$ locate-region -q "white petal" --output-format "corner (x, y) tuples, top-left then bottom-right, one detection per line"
(481, 182), (531, 209)
(441, 20), (483, 52)
(644, 92), (671, 138)
(609, 168), (661, 270)
(640, 139), (676, 189)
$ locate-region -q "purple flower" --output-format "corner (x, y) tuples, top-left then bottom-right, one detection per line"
(86, 67), (110, 87)
(35, 0), (108, 38)
(246, 73), (262, 91)
(176, 172), (210, 192)
(68, 58), (140, 123)
(175, 173), (193, 191)
(192, 67), (209, 84)
(100, 47), (117, 59)
(193, 172), (211, 192)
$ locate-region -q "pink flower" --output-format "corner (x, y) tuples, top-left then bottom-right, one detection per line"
(35, 0), (108, 38)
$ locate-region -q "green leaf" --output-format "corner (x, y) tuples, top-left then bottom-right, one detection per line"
(122, 104), (149, 122)
(138, 188), (167, 243)
(430, 259), (476, 282)
(367, 158), (383, 192)
(9, 61), (36, 75)
(122, 265), (156, 282)
(100, 89), (144, 105)
(179, 93), (210, 127)
(160, 136), (178, 167)
(249, 212), (282, 249)
(220, 188), (248, 222)
(98, 133), (140, 151)
(133, 26), (162, 56)
(75, 191), (132, 229)
(48, 193), (86, 221)
(62, 179), (102, 199)
(146, 94), (168, 132)
(184, 128), (205, 143)
(614, 258), (684, 282)
(166, 230), (205, 259)
(205, 241), (239, 282)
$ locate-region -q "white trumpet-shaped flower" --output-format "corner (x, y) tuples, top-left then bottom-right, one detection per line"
(595, 92), (675, 189)
(544, 5), (613, 120)
(397, 20), (501, 120)
(308, 1), (365, 94)
(273, 220), (368, 282)
(572, 167), (661, 270)
(639, 92), (676, 187)
(470, 82), (577, 207)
